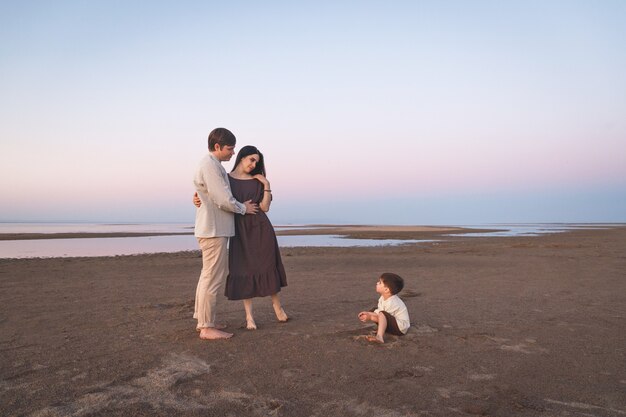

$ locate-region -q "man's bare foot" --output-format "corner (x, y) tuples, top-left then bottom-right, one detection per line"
(274, 306), (288, 322)
(366, 335), (384, 344)
(196, 323), (227, 332)
(199, 327), (233, 340)
(246, 317), (257, 330)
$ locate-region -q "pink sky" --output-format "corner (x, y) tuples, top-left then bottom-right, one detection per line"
(1, 2), (625, 224)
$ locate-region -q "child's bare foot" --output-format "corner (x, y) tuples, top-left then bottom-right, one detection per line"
(246, 317), (257, 330)
(199, 328), (233, 340)
(274, 306), (288, 322)
(366, 335), (384, 344)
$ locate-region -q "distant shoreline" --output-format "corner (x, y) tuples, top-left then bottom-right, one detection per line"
(0, 225), (487, 241)
(1, 223), (621, 242)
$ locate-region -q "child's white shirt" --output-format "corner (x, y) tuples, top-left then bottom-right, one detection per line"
(375, 294), (410, 334)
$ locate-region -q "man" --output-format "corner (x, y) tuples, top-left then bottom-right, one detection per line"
(193, 127), (257, 340)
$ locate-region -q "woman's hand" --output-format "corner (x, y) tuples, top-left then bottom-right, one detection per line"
(192, 192), (201, 208)
(252, 174), (270, 189)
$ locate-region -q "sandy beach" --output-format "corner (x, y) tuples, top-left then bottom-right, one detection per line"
(1, 226), (625, 416)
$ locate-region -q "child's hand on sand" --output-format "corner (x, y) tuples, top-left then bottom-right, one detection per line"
(358, 312), (370, 322)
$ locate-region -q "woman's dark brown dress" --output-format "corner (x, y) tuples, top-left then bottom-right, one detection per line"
(225, 176), (287, 300)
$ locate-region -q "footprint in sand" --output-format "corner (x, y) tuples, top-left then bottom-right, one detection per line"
(281, 368), (303, 379)
(499, 338), (548, 354)
(436, 387), (451, 399)
(414, 325), (438, 334)
(500, 344), (533, 354)
(468, 373), (496, 381)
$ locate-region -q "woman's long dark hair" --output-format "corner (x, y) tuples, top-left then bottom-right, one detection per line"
(231, 145), (265, 176)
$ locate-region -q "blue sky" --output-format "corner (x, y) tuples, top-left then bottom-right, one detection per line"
(1, 1), (625, 225)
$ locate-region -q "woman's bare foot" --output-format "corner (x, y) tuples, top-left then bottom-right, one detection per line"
(366, 334), (384, 344)
(199, 327), (233, 340)
(246, 317), (257, 330)
(273, 306), (288, 322)
(271, 294), (288, 322)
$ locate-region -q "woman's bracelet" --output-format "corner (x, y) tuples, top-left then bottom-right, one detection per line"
(264, 189), (272, 193)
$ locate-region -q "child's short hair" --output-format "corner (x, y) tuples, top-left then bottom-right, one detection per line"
(380, 273), (404, 295)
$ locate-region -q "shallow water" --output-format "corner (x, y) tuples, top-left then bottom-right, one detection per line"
(0, 231), (432, 259)
(446, 223), (610, 237)
(0, 222), (192, 234)
(0, 223), (611, 259)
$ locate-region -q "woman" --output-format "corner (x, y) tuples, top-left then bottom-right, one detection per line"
(194, 145), (288, 330)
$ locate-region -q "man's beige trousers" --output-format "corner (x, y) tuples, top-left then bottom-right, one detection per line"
(194, 237), (228, 329)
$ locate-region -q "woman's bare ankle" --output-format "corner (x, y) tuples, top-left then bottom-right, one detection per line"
(246, 316), (257, 330)
(273, 306), (288, 322)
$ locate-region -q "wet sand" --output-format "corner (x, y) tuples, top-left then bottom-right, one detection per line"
(1, 226), (625, 416)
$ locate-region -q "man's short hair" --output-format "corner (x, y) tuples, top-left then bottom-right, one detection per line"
(208, 127), (236, 151)
(380, 273), (404, 295)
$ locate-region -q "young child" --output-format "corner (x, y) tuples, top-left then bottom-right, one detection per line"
(358, 273), (410, 343)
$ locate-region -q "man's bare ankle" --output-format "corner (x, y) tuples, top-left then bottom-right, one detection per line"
(199, 327), (233, 340)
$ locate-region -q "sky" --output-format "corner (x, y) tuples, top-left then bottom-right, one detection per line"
(1, 1), (625, 225)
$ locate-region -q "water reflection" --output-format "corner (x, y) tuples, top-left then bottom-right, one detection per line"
(0, 222), (192, 234)
(0, 235), (199, 259)
(278, 235), (433, 247)
(446, 224), (609, 237)
(0, 234), (433, 259)
(0, 223), (613, 259)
